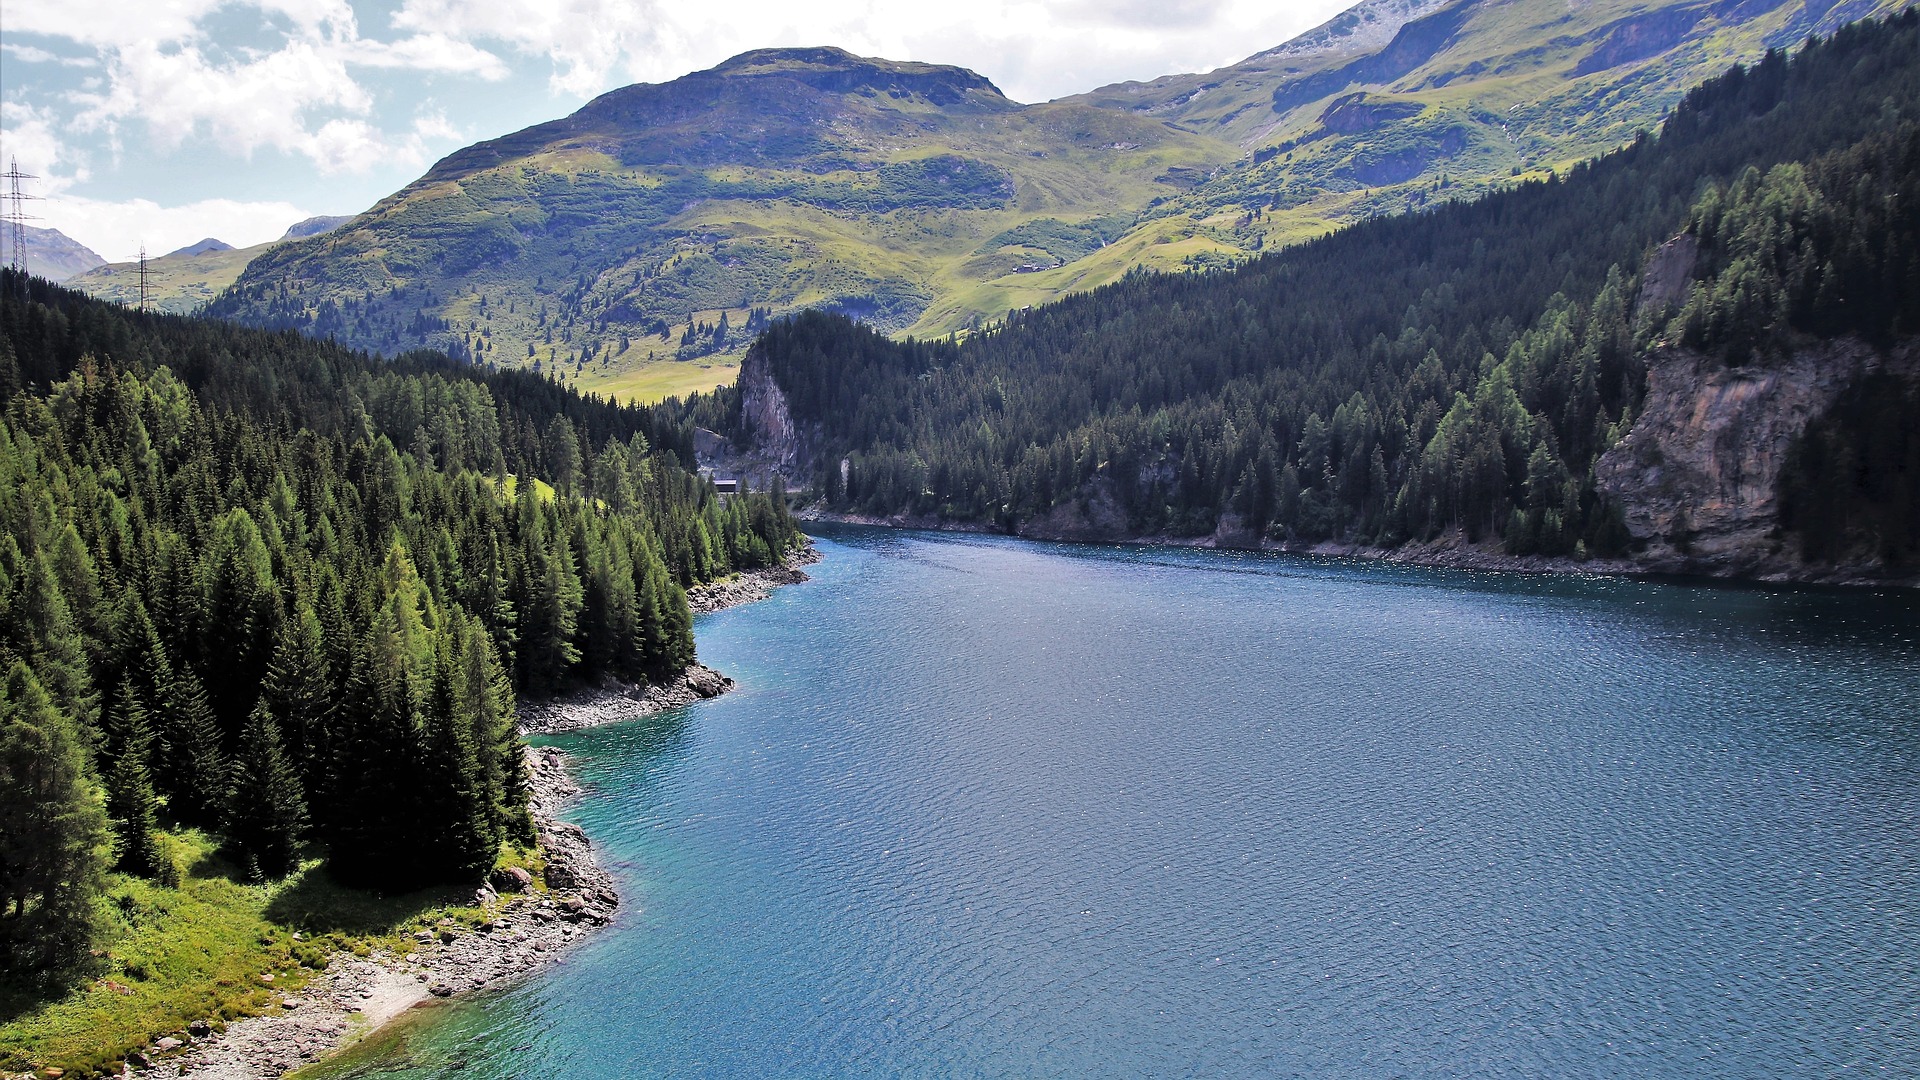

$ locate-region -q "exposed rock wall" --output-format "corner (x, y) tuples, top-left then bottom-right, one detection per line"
(1593, 338), (1907, 580)
(738, 344), (806, 478)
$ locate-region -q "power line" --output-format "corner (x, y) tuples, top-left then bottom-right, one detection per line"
(2, 156), (42, 281)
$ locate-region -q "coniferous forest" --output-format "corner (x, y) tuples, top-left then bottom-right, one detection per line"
(728, 13), (1920, 566)
(0, 275), (803, 976)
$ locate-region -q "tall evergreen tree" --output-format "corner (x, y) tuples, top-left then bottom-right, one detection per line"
(413, 637), (497, 882)
(224, 699), (308, 880)
(259, 600), (334, 801)
(158, 668), (227, 828)
(103, 682), (164, 878)
(0, 662), (110, 975)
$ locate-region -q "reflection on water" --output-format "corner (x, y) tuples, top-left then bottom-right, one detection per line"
(319, 527), (1920, 1079)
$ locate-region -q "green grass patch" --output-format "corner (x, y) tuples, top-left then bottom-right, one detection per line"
(0, 830), (507, 1080)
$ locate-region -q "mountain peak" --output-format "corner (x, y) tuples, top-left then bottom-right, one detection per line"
(703, 46), (1009, 103)
(418, 45), (1015, 184)
(167, 237), (233, 257)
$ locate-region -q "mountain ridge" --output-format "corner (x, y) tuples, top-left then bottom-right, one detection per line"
(203, 0), (1915, 406)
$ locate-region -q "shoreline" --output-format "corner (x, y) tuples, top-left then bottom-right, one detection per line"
(168, 749), (617, 1079)
(176, 545), (820, 1077)
(799, 512), (1917, 590)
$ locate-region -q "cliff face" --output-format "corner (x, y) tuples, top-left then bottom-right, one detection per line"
(1593, 338), (1909, 580)
(721, 344), (810, 489)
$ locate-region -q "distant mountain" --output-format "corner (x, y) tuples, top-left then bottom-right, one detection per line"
(68, 215), (356, 315)
(0, 224), (106, 283)
(281, 215), (352, 240)
(207, 0), (1916, 405)
(166, 237), (233, 257)
(68, 242), (267, 315)
(1067, 0), (1913, 236)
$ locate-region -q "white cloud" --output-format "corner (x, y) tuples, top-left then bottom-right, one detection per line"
(348, 33), (511, 79)
(382, 0), (1358, 104)
(5, 0), (226, 49)
(0, 102), (88, 190)
(76, 39), (375, 167)
(2, 42), (96, 66)
(38, 194), (314, 261)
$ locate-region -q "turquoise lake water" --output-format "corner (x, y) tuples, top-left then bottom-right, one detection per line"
(334, 526), (1920, 1077)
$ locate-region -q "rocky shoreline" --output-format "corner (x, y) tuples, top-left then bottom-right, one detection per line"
(168, 749), (617, 1079)
(172, 544), (821, 1077)
(517, 664), (736, 736)
(800, 510), (1916, 589)
(686, 546), (824, 614)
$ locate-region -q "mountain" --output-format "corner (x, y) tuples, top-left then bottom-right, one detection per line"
(68, 215), (352, 314)
(0, 224), (106, 283)
(69, 242), (267, 314)
(281, 214), (352, 240)
(1064, 0), (1914, 255)
(165, 237), (232, 257)
(717, 12), (1920, 583)
(205, 46), (1231, 405)
(206, 0), (1913, 406)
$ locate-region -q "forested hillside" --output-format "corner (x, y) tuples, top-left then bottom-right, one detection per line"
(0, 273), (802, 980)
(189, 0), (1910, 413)
(729, 12), (1919, 573)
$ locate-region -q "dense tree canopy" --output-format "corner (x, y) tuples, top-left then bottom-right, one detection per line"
(0, 273), (804, 968)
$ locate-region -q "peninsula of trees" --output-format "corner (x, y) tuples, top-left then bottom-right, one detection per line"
(0, 276), (803, 978)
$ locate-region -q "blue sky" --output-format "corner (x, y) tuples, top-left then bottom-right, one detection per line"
(1, 0), (1350, 261)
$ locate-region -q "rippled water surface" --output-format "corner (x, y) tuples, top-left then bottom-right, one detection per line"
(334, 527), (1920, 1077)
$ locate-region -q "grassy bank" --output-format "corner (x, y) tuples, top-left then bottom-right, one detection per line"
(0, 831), (534, 1080)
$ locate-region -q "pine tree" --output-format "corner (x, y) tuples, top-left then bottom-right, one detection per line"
(414, 635), (497, 882)
(323, 616), (420, 887)
(224, 699), (308, 880)
(158, 667), (227, 828)
(103, 682), (164, 878)
(259, 601), (333, 801)
(0, 662), (110, 974)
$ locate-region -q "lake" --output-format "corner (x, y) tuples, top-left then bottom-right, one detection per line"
(322, 526), (1920, 1077)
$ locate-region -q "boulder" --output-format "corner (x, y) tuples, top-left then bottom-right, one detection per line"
(490, 866), (534, 892)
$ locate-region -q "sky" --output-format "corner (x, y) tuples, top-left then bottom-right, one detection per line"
(0, 0), (1353, 262)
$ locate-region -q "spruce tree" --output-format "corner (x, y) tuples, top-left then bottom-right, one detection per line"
(225, 699), (308, 880)
(414, 636), (497, 882)
(158, 668), (227, 828)
(323, 617), (419, 887)
(0, 662), (110, 974)
(259, 601), (333, 801)
(103, 682), (164, 878)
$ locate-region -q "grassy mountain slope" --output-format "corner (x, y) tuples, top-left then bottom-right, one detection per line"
(206, 48), (1232, 402)
(69, 243), (268, 314)
(69, 218), (353, 316)
(208, 1), (1912, 403)
(1063, 0), (1914, 272)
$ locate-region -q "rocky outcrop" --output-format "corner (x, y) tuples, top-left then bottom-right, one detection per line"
(1634, 234), (1698, 318)
(517, 665), (735, 735)
(686, 547), (823, 613)
(1592, 338), (1906, 580)
(738, 344), (806, 476)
